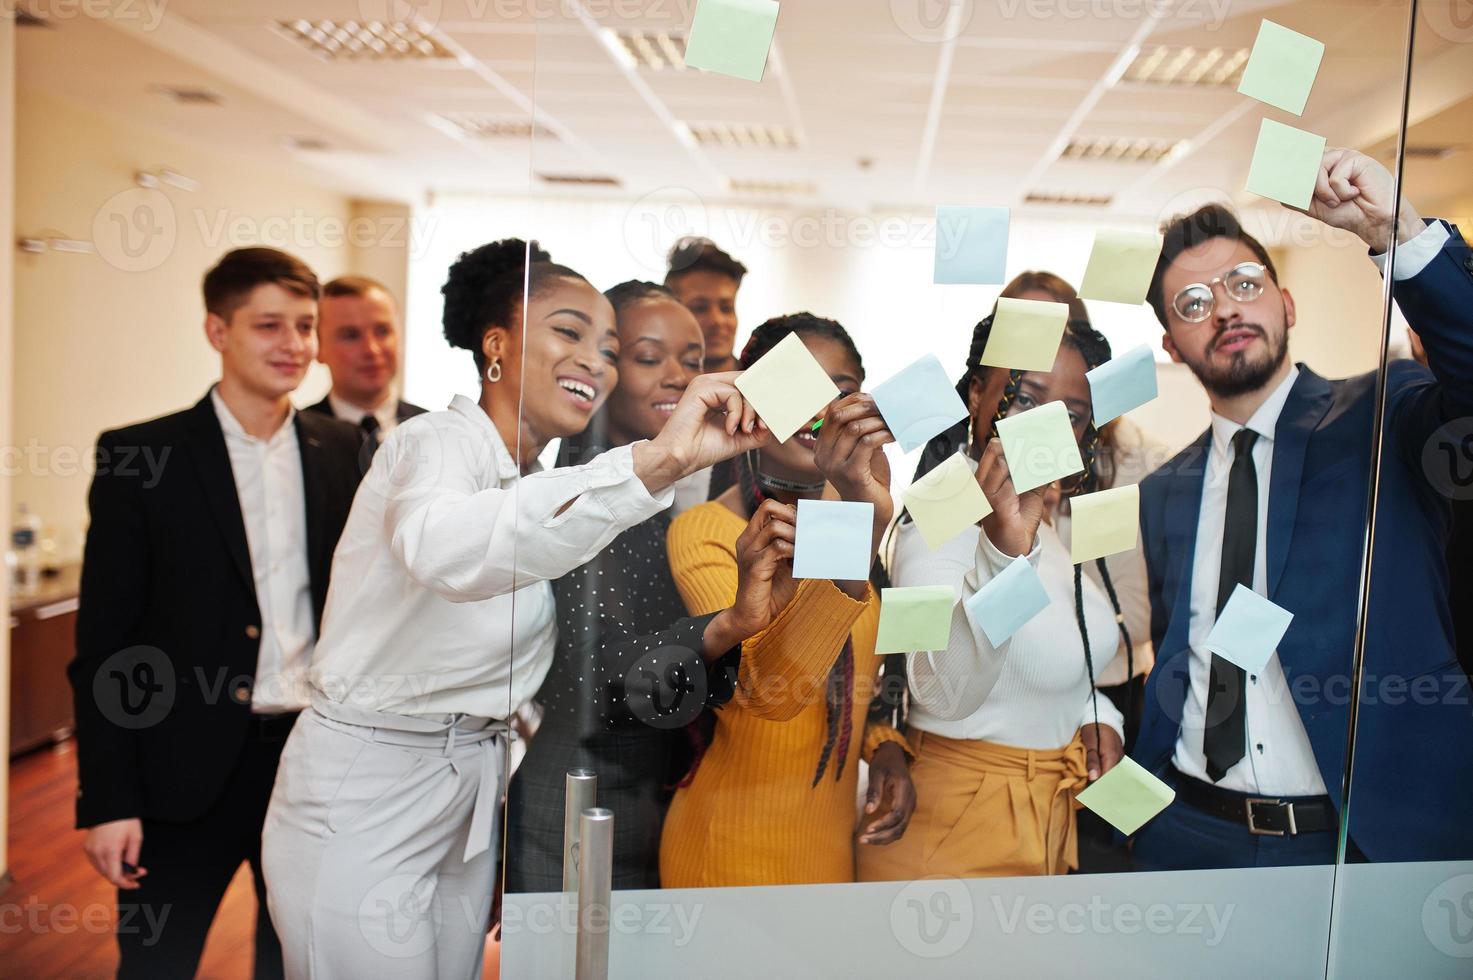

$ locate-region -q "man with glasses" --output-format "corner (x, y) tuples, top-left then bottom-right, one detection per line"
(1130, 147), (1473, 870)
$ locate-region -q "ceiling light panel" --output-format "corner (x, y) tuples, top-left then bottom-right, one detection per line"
(683, 122), (799, 149)
(1024, 191), (1114, 207)
(1120, 45), (1249, 88)
(437, 113), (556, 141)
(273, 20), (452, 61)
(1062, 137), (1186, 164)
(604, 28), (688, 71)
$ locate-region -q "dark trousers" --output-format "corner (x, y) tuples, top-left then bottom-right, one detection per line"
(116, 715), (293, 980)
(1131, 769), (1356, 871)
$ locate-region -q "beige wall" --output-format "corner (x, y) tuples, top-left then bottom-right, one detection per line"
(1272, 236), (1394, 382)
(11, 86), (361, 557)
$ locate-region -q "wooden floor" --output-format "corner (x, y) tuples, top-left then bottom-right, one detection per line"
(2, 740), (501, 978)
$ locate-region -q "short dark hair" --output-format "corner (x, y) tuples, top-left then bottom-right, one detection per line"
(664, 237), (748, 287)
(1147, 204), (1278, 328)
(202, 247), (319, 321)
(323, 275), (395, 303)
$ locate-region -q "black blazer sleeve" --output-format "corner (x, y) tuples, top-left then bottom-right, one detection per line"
(68, 428), (151, 827)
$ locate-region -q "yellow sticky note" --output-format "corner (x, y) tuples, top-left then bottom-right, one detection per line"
(995, 401), (1084, 495)
(1246, 118), (1326, 210)
(1069, 484), (1140, 564)
(1078, 230), (1164, 306)
(1238, 19), (1325, 116)
(875, 586), (955, 654)
(1076, 756), (1175, 835)
(980, 298), (1069, 372)
(903, 453), (994, 550)
(734, 332), (839, 443)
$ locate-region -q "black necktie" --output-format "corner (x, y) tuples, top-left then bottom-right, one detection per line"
(359, 414), (382, 443)
(1204, 428), (1259, 782)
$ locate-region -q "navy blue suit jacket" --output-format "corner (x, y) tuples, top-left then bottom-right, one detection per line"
(1135, 223), (1473, 862)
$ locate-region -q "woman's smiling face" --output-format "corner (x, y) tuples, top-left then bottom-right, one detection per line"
(605, 295), (705, 445)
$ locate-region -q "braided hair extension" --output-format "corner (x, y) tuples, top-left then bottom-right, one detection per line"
(736, 314), (866, 786)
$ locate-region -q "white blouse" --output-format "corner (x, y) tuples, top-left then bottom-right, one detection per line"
(310, 394), (673, 719)
(894, 490), (1125, 748)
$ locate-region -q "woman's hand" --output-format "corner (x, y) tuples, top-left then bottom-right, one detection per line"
(636, 373), (768, 492)
(857, 742), (916, 845)
(1080, 722), (1124, 782)
(976, 438), (1046, 558)
(812, 394), (895, 526)
(706, 500), (800, 654)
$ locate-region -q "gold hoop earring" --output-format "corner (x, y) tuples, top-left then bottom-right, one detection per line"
(486, 359), (502, 384)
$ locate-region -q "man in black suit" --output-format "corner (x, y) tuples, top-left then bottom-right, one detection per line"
(304, 275), (426, 445)
(69, 248), (364, 979)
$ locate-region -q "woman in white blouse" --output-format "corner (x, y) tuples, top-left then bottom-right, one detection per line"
(261, 240), (773, 979)
(858, 315), (1129, 882)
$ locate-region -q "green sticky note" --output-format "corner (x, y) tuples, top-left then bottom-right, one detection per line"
(1238, 19), (1325, 116)
(1246, 118), (1326, 209)
(980, 298), (1069, 372)
(1069, 484), (1140, 564)
(903, 452), (994, 551)
(1078, 229), (1164, 306)
(1076, 756), (1175, 836)
(683, 0), (780, 83)
(734, 331), (839, 443)
(994, 401), (1084, 495)
(876, 586), (956, 654)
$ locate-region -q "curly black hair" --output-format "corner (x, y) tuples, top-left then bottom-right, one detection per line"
(440, 238), (587, 371)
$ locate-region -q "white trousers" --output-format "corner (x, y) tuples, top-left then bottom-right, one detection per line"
(262, 694), (508, 980)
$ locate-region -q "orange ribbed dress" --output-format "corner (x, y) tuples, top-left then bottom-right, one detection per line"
(659, 501), (909, 888)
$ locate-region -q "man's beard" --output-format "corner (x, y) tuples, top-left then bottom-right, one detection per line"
(1183, 322), (1290, 399)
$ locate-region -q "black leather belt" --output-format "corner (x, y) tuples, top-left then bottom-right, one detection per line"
(249, 710), (300, 742)
(1172, 767), (1336, 836)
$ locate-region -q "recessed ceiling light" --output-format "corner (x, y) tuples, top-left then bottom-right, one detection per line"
(1119, 45), (1249, 87)
(603, 28), (688, 71)
(149, 85), (224, 106)
(728, 178), (817, 196)
(1062, 137), (1185, 164)
(683, 122), (799, 149)
(538, 174), (622, 187)
(1024, 191), (1114, 207)
(436, 113), (556, 141)
(272, 20), (451, 61)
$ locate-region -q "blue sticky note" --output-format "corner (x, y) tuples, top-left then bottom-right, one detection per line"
(1086, 344), (1159, 425)
(792, 499), (874, 581)
(871, 354), (969, 453)
(934, 206), (1009, 285)
(1204, 584), (1294, 674)
(963, 554), (1051, 647)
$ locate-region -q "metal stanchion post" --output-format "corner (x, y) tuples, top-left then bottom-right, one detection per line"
(574, 807), (613, 980)
(562, 769), (597, 892)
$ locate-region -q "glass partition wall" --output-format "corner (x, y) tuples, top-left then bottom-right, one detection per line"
(482, 0), (1467, 975)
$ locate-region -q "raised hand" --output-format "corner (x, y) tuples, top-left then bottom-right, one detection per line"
(717, 499), (800, 643)
(1304, 147), (1423, 252)
(636, 372), (769, 492)
(812, 393), (895, 525)
(976, 437), (1047, 557)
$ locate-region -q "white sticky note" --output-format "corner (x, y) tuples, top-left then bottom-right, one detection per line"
(1205, 584), (1295, 674)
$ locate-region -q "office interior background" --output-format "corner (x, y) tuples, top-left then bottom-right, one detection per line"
(2, 0), (1472, 976)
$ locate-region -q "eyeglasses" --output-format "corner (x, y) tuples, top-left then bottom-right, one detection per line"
(1170, 262), (1268, 323)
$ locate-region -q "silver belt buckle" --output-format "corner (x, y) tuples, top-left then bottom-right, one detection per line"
(1246, 798), (1296, 836)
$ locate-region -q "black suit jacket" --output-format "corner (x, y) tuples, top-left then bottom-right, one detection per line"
(69, 392), (364, 828)
(304, 393), (428, 424)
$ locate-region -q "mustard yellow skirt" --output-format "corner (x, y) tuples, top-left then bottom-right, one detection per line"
(857, 730), (1088, 881)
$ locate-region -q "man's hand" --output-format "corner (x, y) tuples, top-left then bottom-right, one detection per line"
(1080, 722), (1124, 782)
(1305, 147), (1423, 253)
(83, 818), (146, 890)
(635, 373), (768, 493)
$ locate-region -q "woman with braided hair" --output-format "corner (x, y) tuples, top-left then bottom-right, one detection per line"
(857, 311), (1129, 883)
(659, 313), (917, 887)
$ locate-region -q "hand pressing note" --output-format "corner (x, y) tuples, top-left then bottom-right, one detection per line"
(704, 500), (800, 656)
(1301, 147), (1424, 253)
(636, 372), (770, 493)
(975, 438), (1048, 558)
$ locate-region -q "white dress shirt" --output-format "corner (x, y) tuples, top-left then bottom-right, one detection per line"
(309, 394), (673, 718)
(210, 388), (314, 713)
(896, 459), (1125, 747)
(1171, 365), (1330, 795)
(1370, 219), (1450, 281)
(328, 387), (401, 440)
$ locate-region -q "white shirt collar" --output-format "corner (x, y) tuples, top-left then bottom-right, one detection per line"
(1208, 364), (1300, 459)
(328, 386), (398, 431)
(449, 393), (527, 480)
(211, 384), (295, 445)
